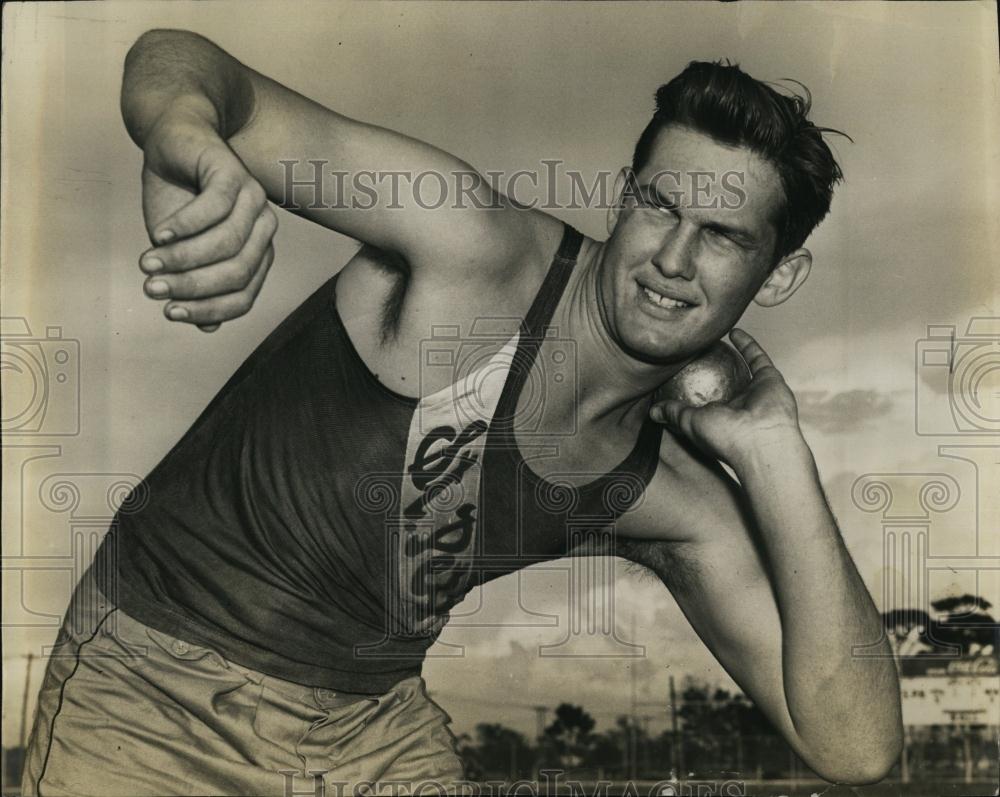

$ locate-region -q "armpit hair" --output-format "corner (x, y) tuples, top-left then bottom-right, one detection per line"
(616, 537), (702, 596)
(566, 533), (701, 597)
(357, 244), (410, 346)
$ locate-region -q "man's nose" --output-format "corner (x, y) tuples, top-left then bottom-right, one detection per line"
(651, 224), (697, 280)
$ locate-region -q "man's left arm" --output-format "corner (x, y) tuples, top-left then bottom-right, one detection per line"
(602, 329), (902, 785)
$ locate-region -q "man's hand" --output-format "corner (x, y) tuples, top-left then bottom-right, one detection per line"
(138, 110), (277, 331)
(650, 328), (799, 472)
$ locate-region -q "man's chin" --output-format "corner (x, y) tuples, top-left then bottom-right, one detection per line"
(615, 333), (705, 368)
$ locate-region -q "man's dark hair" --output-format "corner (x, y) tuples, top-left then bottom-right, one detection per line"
(632, 60), (848, 262)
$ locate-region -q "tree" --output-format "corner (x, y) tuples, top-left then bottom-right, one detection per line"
(882, 594), (998, 656)
(453, 732), (484, 782)
(583, 718), (630, 777)
(544, 703), (596, 768)
(930, 595), (997, 654)
(671, 681), (786, 779)
(471, 723), (534, 779)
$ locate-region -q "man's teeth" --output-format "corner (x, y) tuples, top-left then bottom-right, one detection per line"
(643, 287), (690, 308)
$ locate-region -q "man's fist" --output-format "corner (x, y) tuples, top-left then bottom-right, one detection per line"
(138, 112), (277, 331)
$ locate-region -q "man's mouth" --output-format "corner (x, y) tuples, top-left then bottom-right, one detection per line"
(641, 285), (694, 309)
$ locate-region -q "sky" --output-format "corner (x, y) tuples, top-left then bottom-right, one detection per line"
(2, 1), (999, 744)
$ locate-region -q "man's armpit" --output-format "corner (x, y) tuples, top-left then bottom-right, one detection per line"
(355, 244), (410, 345)
(615, 537), (702, 596)
(565, 534), (702, 596)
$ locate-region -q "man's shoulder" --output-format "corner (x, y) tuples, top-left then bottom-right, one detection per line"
(338, 208), (566, 302)
(393, 209), (586, 331)
(407, 208), (568, 290)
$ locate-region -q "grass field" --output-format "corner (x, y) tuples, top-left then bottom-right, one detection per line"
(555, 780), (998, 797)
(3, 778), (997, 795)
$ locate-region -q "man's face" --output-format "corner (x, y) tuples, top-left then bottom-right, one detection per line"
(600, 124), (785, 364)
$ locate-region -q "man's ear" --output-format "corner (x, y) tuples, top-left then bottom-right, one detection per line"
(607, 167), (633, 236)
(753, 248), (812, 307)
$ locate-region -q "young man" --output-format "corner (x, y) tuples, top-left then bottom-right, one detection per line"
(23, 29), (902, 796)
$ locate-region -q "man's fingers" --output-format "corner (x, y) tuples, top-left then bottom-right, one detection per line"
(138, 131), (276, 329)
(148, 173), (241, 246)
(729, 328), (776, 377)
(151, 145), (267, 248)
(650, 398), (692, 435)
(163, 244), (275, 326)
(144, 208), (277, 299)
(141, 185), (267, 274)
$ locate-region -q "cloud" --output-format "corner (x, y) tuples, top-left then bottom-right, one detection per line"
(797, 389), (895, 433)
(423, 574), (741, 738)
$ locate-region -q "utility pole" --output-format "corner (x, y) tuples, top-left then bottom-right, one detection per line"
(629, 613), (638, 781)
(534, 706), (548, 742)
(20, 653), (36, 748)
(900, 727), (909, 784)
(533, 705), (548, 780)
(962, 724), (972, 785)
(669, 675), (684, 783)
(640, 715), (651, 778)
(621, 718), (629, 779)
(735, 727), (744, 775)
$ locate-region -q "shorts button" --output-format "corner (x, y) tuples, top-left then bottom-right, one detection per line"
(315, 687), (335, 702)
(172, 640), (190, 655)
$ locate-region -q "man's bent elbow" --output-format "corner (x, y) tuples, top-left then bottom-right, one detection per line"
(808, 730), (903, 786)
(125, 29), (216, 80)
(131, 28), (202, 51)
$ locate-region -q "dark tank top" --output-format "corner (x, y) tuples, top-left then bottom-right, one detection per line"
(96, 223), (663, 692)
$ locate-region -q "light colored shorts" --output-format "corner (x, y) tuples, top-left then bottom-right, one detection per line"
(22, 567), (466, 796)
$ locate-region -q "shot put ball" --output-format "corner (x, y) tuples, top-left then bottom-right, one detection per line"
(655, 340), (751, 407)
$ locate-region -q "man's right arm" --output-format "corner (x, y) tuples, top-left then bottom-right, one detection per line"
(122, 29), (556, 326)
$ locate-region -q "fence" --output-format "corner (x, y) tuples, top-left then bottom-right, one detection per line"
(460, 725), (999, 786)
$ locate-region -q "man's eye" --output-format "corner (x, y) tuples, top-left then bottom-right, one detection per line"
(641, 195), (675, 214)
(706, 228), (737, 248)
(635, 190), (663, 208)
